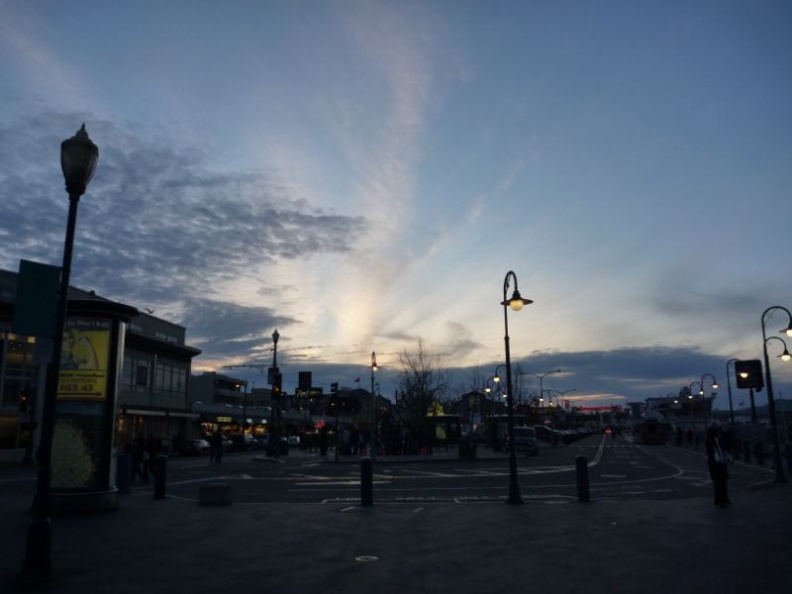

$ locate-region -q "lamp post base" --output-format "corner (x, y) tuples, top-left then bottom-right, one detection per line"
(506, 483), (523, 505)
(20, 517), (53, 580)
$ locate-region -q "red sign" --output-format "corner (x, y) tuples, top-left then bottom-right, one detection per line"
(578, 406), (622, 412)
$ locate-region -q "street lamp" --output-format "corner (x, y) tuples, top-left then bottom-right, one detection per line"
(501, 270), (533, 505)
(545, 388), (576, 408)
(725, 359), (739, 430)
(520, 368), (562, 410)
(701, 373), (719, 393)
(268, 329), (280, 457)
(370, 351), (377, 456)
(762, 305), (792, 483)
(23, 125), (99, 578)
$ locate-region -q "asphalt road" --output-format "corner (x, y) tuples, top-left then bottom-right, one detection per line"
(150, 436), (775, 505)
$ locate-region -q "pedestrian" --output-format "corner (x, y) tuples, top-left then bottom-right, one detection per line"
(210, 430), (224, 464)
(145, 436), (160, 481)
(319, 426), (329, 456)
(705, 423), (731, 508)
(131, 436), (148, 483)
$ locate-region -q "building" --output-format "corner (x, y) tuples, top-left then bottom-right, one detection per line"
(0, 265), (201, 460)
(189, 372), (265, 437)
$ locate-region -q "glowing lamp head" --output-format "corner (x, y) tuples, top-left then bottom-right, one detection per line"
(503, 288), (533, 311)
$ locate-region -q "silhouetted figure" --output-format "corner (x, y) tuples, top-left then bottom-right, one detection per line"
(210, 430), (224, 464)
(131, 437), (148, 483)
(706, 424), (730, 508)
(319, 426), (329, 456)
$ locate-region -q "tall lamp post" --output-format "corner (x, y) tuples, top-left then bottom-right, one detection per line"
(501, 270), (533, 505)
(725, 359), (739, 430)
(761, 305), (792, 483)
(700, 373), (719, 394)
(268, 329), (280, 457)
(370, 351), (377, 456)
(23, 125), (99, 577)
(520, 368), (562, 411)
(545, 388), (576, 408)
(700, 373), (718, 426)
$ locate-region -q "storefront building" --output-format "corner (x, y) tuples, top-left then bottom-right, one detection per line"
(0, 265), (201, 461)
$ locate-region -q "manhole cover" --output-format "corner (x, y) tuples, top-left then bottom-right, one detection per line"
(355, 556), (379, 562)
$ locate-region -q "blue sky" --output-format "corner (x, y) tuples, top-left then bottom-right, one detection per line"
(2, 0), (791, 410)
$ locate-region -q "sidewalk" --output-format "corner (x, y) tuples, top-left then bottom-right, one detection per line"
(2, 462), (791, 593)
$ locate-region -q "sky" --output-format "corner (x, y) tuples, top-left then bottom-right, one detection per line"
(1, 0), (791, 412)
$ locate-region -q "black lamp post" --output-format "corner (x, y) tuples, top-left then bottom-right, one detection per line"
(370, 352), (378, 456)
(22, 124), (99, 578)
(700, 373), (719, 394)
(501, 270), (533, 505)
(761, 305), (792, 483)
(268, 329), (280, 457)
(725, 359), (738, 430)
(520, 368), (562, 411)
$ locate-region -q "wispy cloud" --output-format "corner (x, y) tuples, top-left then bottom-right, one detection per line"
(0, 113), (368, 367)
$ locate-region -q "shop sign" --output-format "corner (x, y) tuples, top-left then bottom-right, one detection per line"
(57, 317), (111, 401)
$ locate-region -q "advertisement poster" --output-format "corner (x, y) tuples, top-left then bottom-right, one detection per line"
(57, 317), (111, 401)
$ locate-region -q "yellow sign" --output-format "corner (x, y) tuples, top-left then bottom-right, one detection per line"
(57, 317), (111, 400)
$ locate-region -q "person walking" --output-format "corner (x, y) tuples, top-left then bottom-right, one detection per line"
(706, 423), (731, 508)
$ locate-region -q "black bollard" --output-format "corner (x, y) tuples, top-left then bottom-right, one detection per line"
(361, 457), (373, 507)
(575, 455), (590, 503)
(116, 453), (131, 494)
(153, 455), (167, 500)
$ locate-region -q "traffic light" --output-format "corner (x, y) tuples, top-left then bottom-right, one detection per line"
(18, 392), (29, 413)
(272, 373), (283, 399)
(735, 360), (763, 391)
(330, 382), (338, 394)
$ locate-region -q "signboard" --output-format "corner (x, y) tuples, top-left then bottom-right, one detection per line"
(57, 317), (111, 400)
(299, 371), (312, 390)
(13, 259), (60, 338)
(295, 387), (323, 398)
(578, 405), (623, 413)
(735, 360), (764, 391)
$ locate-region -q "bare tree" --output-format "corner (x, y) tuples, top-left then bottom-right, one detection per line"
(464, 365), (488, 394)
(395, 339), (449, 444)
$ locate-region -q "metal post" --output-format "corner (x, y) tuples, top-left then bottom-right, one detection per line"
(762, 308), (789, 483)
(22, 192), (80, 578)
(361, 457), (373, 506)
(575, 456), (590, 502)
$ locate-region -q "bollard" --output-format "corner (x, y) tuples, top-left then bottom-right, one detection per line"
(153, 455), (168, 500)
(116, 453), (132, 494)
(743, 439), (751, 463)
(575, 455), (590, 503)
(361, 457), (373, 507)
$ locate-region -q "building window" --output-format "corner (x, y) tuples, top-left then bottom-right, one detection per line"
(121, 354), (151, 393)
(154, 361), (188, 398)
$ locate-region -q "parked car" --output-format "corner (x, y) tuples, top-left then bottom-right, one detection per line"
(228, 434), (257, 452)
(532, 425), (558, 443)
(511, 426), (539, 455)
(180, 438), (210, 456)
